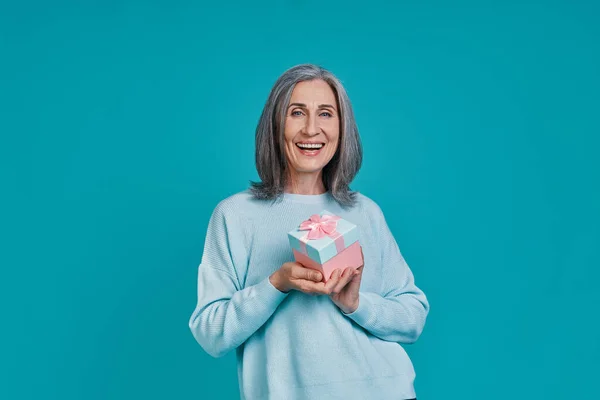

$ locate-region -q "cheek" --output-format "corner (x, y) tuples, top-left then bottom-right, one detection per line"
(327, 132), (340, 152)
(326, 123), (340, 144)
(283, 130), (293, 144)
(326, 143), (339, 159)
(284, 118), (301, 139)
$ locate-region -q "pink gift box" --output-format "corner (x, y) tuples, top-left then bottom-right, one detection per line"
(288, 210), (363, 282)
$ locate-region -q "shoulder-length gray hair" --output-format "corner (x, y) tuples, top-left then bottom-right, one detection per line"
(249, 64), (363, 208)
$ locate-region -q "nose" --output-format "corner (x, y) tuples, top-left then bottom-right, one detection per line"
(304, 113), (319, 136)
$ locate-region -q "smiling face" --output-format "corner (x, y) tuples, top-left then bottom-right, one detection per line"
(283, 79), (340, 180)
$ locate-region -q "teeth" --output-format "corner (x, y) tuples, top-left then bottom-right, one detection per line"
(297, 143), (324, 149)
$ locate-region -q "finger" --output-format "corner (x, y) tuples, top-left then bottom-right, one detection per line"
(351, 266), (364, 282)
(359, 246), (365, 267)
(292, 264), (323, 282)
(345, 266), (359, 283)
(331, 268), (351, 292)
(297, 281), (315, 293)
(298, 280), (330, 295)
(325, 269), (342, 292)
(332, 267), (355, 293)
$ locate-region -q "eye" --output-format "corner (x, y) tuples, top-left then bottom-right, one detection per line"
(291, 110), (304, 116)
(320, 111), (333, 117)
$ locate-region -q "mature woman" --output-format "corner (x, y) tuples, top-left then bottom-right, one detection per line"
(189, 64), (429, 400)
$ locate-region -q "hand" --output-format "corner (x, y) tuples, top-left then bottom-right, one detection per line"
(269, 262), (330, 295)
(329, 247), (365, 314)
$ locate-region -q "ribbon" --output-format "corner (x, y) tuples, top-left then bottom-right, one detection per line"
(298, 214), (345, 256)
(299, 214), (341, 240)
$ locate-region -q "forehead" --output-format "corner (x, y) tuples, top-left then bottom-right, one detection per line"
(290, 79), (337, 104)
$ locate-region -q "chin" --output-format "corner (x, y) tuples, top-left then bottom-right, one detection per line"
(295, 161), (329, 173)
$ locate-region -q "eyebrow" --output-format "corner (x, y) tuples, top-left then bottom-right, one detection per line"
(288, 103), (337, 110)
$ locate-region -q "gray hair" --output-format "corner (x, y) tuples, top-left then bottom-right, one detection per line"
(249, 64), (363, 208)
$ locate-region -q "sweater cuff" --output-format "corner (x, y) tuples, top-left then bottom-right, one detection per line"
(342, 292), (375, 326)
(255, 275), (290, 307)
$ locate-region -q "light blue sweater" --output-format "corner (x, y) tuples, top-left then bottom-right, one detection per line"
(189, 190), (429, 400)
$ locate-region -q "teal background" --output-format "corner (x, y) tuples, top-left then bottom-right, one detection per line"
(2, 1), (599, 399)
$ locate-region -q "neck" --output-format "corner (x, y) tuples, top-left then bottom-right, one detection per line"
(285, 170), (326, 195)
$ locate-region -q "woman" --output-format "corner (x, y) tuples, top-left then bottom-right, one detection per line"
(189, 64), (429, 400)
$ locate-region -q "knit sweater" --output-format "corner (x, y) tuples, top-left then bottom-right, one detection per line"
(189, 190), (429, 400)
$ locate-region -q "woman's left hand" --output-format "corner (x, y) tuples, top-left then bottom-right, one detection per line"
(328, 247), (364, 314)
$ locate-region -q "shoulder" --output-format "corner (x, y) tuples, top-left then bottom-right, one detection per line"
(353, 192), (385, 220)
(214, 189), (252, 211)
(211, 189), (267, 223)
(211, 190), (251, 218)
(353, 192), (396, 241)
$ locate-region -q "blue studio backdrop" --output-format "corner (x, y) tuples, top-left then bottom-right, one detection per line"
(2, 1), (599, 399)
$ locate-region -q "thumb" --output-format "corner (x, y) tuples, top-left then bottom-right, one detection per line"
(310, 270), (323, 282)
(297, 266), (322, 282)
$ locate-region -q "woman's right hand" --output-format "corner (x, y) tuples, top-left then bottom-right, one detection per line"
(269, 262), (329, 294)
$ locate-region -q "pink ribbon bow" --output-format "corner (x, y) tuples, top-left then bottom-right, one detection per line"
(299, 214), (341, 240)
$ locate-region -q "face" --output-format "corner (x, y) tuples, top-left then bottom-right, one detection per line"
(283, 79), (340, 177)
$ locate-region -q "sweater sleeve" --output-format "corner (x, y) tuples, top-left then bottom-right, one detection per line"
(188, 201), (289, 358)
(343, 203), (429, 344)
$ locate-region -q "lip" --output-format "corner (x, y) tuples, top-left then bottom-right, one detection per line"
(295, 142), (325, 157)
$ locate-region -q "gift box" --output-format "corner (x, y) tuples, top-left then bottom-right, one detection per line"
(288, 210), (363, 282)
